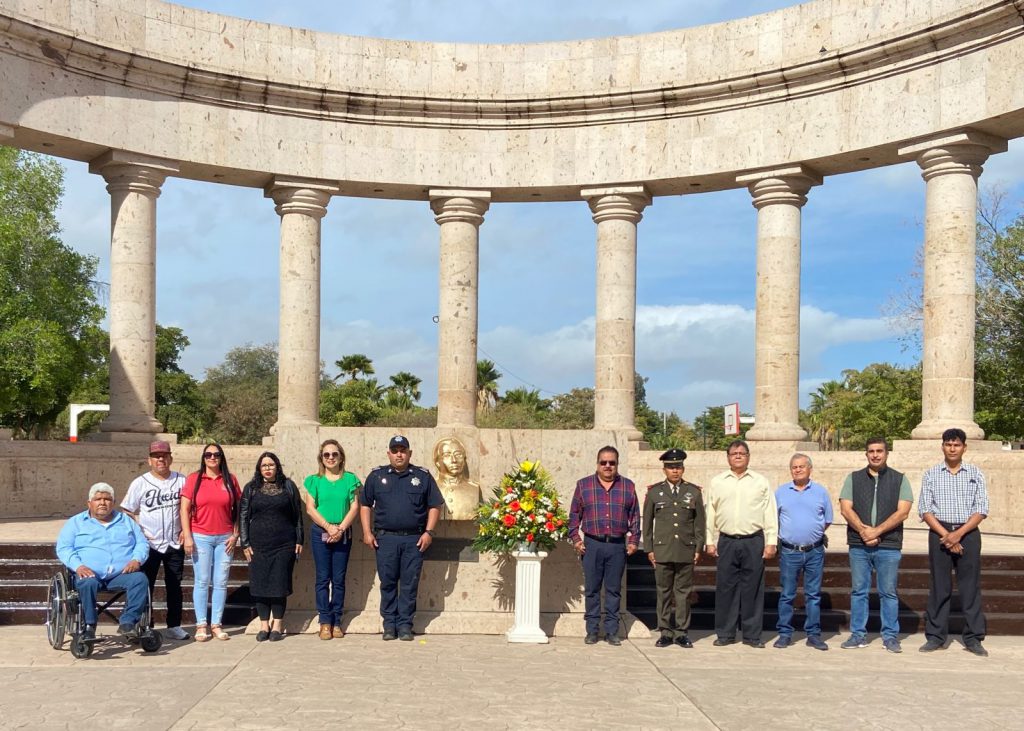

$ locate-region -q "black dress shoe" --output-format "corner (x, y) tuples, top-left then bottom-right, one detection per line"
(256, 630), (269, 642)
(606, 635), (622, 646)
(674, 635), (693, 648)
(584, 634), (599, 645)
(919, 639), (944, 653)
(655, 636), (674, 648)
(712, 638), (736, 646)
(742, 639), (765, 648)
(268, 630), (283, 642)
(82, 625), (96, 641)
(382, 628), (397, 641)
(965, 641), (989, 657)
(398, 629), (414, 641)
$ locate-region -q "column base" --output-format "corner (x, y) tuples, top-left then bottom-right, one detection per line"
(745, 422), (808, 442)
(910, 420), (984, 441)
(87, 431), (176, 444)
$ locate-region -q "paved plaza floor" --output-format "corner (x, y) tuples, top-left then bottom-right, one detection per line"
(1, 625), (1022, 730)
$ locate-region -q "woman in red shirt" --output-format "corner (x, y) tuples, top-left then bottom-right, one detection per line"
(180, 443), (241, 642)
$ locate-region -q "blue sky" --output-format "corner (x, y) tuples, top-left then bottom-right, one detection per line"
(53, 0), (1024, 422)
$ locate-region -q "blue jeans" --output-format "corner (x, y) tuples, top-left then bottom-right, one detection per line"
(311, 525), (352, 626)
(75, 571), (149, 627)
(849, 545), (902, 640)
(191, 532), (233, 626)
(776, 545), (825, 637)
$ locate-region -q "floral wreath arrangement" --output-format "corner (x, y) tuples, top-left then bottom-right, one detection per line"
(473, 461), (570, 553)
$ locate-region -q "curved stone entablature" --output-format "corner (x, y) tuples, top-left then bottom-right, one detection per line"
(1, 0), (1023, 198)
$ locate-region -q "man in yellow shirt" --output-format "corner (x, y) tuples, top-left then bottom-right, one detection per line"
(704, 440), (778, 648)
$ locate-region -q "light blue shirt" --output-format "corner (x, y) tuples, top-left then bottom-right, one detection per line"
(56, 510), (150, 578)
(775, 480), (834, 545)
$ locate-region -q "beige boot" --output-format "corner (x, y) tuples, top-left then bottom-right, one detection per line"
(319, 623), (333, 640)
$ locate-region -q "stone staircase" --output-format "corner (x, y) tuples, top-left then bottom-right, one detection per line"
(0, 542), (255, 626)
(626, 551), (1024, 635)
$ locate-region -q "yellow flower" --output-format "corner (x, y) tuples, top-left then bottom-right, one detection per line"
(520, 460), (534, 472)
(521, 499), (535, 512)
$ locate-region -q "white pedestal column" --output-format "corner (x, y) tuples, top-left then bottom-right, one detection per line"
(581, 186), (650, 436)
(265, 178), (338, 430)
(430, 190), (490, 428)
(89, 151), (179, 440)
(899, 131), (1007, 440)
(506, 549), (549, 644)
(737, 166), (821, 442)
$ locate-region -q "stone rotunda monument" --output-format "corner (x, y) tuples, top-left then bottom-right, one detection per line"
(1, 0), (1023, 633)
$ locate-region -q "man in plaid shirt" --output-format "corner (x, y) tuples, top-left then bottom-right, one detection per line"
(568, 445), (640, 646)
(918, 427), (990, 657)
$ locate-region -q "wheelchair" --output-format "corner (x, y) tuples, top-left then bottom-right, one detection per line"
(45, 566), (163, 658)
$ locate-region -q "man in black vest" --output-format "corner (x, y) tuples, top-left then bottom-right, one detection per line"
(838, 437), (913, 653)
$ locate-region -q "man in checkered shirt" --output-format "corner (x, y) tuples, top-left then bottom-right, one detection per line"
(918, 427), (990, 657)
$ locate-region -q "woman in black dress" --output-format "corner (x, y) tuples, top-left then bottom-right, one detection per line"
(239, 452), (303, 641)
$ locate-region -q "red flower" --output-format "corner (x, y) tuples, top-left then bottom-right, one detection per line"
(545, 521), (555, 532)
(503, 514), (516, 527)
(493, 503), (500, 510)
(556, 518), (564, 527)
(526, 533), (535, 542)
(509, 500), (521, 511)
(545, 512), (553, 520)
(505, 487), (514, 493)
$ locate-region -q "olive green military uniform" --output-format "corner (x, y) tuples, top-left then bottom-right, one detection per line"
(642, 479), (706, 639)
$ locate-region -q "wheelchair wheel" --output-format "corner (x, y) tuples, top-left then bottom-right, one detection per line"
(70, 632), (93, 659)
(140, 631), (162, 653)
(45, 573), (68, 650)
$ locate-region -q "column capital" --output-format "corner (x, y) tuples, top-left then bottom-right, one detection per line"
(429, 189), (491, 226)
(898, 129), (1008, 182)
(581, 184), (651, 224)
(264, 177), (339, 218)
(89, 150), (179, 198)
(737, 165), (822, 209)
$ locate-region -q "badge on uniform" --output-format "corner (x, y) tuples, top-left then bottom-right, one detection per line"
(411, 477), (421, 486)
(683, 493), (693, 507)
(381, 478), (387, 485)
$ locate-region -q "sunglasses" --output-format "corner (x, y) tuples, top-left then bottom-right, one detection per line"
(322, 452), (341, 459)
(599, 460), (617, 466)
(149, 453), (171, 459)
(203, 452), (222, 460)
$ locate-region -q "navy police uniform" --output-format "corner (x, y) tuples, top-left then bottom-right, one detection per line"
(641, 448), (706, 647)
(360, 450), (443, 635)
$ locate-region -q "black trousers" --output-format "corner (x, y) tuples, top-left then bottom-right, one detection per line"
(714, 533), (765, 642)
(253, 597), (287, 621)
(142, 545), (185, 629)
(925, 528), (986, 643)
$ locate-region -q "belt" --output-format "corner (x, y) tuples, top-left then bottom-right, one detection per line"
(584, 533), (626, 544)
(938, 521), (966, 531)
(376, 528), (423, 537)
(779, 538), (824, 552)
(720, 530), (763, 540)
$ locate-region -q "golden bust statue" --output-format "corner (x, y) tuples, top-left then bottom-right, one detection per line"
(432, 437), (481, 521)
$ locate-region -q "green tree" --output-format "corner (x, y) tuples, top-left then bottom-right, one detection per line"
(0, 147), (105, 436)
(320, 377), (385, 426)
(154, 325), (209, 440)
(334, 353), (374, 382)
(386, 370), (422, 409)
(802, 380), (844, 450)
(687, 406), (750, 451)
(481, 387), (553, 429)
(201, 343), (278, 443)
(549, 387), (594, 429)
(476, 359), (501, 412)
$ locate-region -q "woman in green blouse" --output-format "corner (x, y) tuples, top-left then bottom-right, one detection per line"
(304, 439), (361, 640)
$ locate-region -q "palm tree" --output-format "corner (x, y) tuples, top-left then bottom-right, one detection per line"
(334, 354), (374, 382)
(389, 371), (422, 404)
(806, 380), (843, 450)
(476, 359), (501, 411)
(502, 387), (550, 412)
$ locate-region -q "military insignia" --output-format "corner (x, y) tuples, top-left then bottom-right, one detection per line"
(411, 477), (421, 486)
(381, 478), (387, 485)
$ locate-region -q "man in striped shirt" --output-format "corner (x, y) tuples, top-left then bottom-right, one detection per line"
(918, 427), (990, 657)
(568, 445), (640, 646)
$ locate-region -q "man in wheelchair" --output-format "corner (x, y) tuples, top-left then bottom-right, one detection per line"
(56, 482), (151, 642)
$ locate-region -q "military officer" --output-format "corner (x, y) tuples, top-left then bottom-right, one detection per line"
(642, 448), (706, 648)
(359, 435), (444, 641)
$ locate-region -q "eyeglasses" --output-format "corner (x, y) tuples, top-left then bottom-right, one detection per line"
(728, 452), (749, 457)
(322, 452), (341, 459)
(203, 452), (222, 460)
(598, 460), (617, 466)
(259, 463), (276, 470)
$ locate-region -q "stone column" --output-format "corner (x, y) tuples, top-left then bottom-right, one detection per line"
(89, 151), (179, 439)
(581, 186), (651, 434)
(737, 165), (822, 442)
(899, 131), (1007, 440)
(265, 178), (338, 429)
(430, 190), (491, 428)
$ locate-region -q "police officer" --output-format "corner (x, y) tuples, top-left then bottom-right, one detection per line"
(359, 435), (444, 641)
(641, 448), (706, 648)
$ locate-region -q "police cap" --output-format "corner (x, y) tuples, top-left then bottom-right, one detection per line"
(659, 448), (687, 465)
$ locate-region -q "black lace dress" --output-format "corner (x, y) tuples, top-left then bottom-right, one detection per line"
(248, 483), (298, 599)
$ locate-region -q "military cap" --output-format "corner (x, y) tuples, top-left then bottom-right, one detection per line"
(659, 448), (687, 465)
